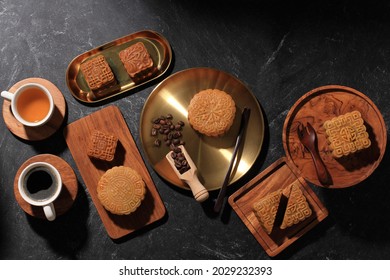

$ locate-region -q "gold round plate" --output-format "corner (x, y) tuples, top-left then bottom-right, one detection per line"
(140, 67), (265, 191)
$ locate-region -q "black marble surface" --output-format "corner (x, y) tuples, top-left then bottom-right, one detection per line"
(0, 0), (389, 260)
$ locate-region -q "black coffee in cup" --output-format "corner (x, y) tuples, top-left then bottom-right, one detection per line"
(24, 168), (58, 201)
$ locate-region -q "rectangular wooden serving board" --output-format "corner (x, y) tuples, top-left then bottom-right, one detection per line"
(228, 157), (328, 257)
(64, 105), (166, 239)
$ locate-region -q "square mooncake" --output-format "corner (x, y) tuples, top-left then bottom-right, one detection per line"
(80, 55), (116, 92)
(323, 110), (371, 158)
(119, 42), (153, 78)
(87, 130), (118, 161)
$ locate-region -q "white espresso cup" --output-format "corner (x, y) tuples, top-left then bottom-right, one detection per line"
(18, 162), (62, 221)
(1, 83), (54, 127)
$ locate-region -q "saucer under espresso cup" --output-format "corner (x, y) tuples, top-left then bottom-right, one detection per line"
(1, 83), (54, 127)
(18, 162), (62, 221)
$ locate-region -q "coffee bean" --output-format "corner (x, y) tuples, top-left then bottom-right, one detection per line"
(154, 139), (161, 147)
(151, 113), (186, 151)
(172, 132), (180, 139)
(174, 125), (182, 131)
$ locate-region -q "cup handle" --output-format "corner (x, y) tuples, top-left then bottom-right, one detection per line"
(1, 91), (14, 101)
(43, 203), (56, 221)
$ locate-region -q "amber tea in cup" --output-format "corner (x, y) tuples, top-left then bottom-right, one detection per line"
(1, 83), (54, 127)
(16, 87), (51, 123)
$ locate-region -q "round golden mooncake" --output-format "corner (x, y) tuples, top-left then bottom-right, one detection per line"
(187, 89), (236, 137)
(97, 166), (146, 215)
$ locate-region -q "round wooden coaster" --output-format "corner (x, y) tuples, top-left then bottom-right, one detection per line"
(2, 77), (67, 141)
(14, 154), (78, 219)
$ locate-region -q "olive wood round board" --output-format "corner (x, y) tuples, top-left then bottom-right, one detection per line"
(283, 85), (387, 188)
(63, 105), (166, 239)
(2, 77), (67, 141)
(228, 157), (328, 257)
(14, 154), (78, 219)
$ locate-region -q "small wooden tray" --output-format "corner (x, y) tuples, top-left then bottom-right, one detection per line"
(14, 154), (78, 219)
(2, 78), (67, 141)
(283, 85), (387, 188)
(64, 105), (166, 239)
(228, 157), (328, 257)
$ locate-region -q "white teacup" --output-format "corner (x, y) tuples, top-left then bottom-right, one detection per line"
(1, 83), (54, 127)
(18, 162), (62, 221)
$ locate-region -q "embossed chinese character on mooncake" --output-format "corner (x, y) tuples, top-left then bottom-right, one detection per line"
(323, 110), (371, 158)
(253, 189), (283, 234)
(87, 130), (118, 162)
(97, 166), (146, 215)
(280, 182), (312, 230)
(119, 42), (154, 78)
(80, 55), (116, 92)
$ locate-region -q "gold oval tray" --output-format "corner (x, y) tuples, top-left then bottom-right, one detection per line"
(140, 67), (265, 191)
(65, 30), (172, 103)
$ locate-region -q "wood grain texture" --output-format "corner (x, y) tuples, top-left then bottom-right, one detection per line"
(283, 85), (387, 188)
(228, 157), (328, 257)
(14, 154), (78, 219)
(2, 77), (66, 141)
(64, 105), (166, 239)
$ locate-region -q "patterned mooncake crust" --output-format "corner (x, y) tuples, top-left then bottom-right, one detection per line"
(280, 182), (312, 230)
(87, 130), (118, 162)
(119, 42), (154, 78)
(187, 89), (236, 137)
(253, 189), (283, 234)
(97, 166), (146, 215)
(80, 55), (116, 91)
(323, 110), (371, 158)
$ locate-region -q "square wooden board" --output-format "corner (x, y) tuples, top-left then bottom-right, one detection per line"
(228, 157), (328, 257)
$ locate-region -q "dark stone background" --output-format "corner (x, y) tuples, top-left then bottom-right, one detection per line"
(0, 0), (389, 259)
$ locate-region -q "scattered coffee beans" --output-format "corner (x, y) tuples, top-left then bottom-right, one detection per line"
(151, 114), (186, 151)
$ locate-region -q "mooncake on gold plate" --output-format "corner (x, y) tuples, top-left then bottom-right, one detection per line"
(187, 89), (236, 137)
(253, 189), (283, 234)
(97, 166), (146, 215)
(80, 55), (116, 92)
(280, 182), (312, 229)
(119, 42), (153, 78)
(323, 110), (371, 158)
